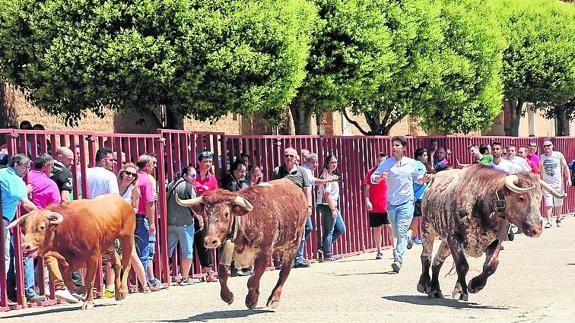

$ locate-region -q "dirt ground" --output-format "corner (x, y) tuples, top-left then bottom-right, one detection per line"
(2, 217), (574, 323)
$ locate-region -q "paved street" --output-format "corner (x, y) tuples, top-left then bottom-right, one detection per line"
(2, 217), (574, 323)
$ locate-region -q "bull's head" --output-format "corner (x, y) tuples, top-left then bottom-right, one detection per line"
(175, 192), (253, 249)
(502, 174), (563, 237)
(5, 210), (64, 258)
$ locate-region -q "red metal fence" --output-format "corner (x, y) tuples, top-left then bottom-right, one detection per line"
(1, 129), (574, 311)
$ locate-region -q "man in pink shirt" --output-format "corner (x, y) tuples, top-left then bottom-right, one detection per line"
(135, 154), (157, 289)
(27, 154), (61, 208)
(527, 141), (540, 167)
(193, 151), (218, 282)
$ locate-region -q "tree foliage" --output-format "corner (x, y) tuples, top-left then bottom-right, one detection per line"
(0, 0), (317, 127)
(289, 0), (394, 134)
(500, 0), (575, 135)
(344, 0), (505, 135)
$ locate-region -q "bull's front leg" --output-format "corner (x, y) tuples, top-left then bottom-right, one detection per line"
(446, 235), (470, 301)
(217, 262), (234, 305)
(266, 248), (296, 309)
(428, 240), (451, 298)
(417, 222), (436, 294)
(469, 240), (501, 294)
(81, 254), (100, 310)
(245, 253), (269, 309)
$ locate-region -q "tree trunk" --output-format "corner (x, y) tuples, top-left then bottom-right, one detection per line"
(165, 107), (184, 129)
(0, 81), (6, 128)
(504, 99), (523, 136)
(556, 108), (569, 136)
(290, 102), (312, 135)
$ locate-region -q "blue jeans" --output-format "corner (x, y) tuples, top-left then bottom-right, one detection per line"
(294, 216), (313, 265)
(388, 201), (415, 263)
(135, 217), (150, 282)
(167, 225), (195, 260)
(320, 205), (346, 257)
(7, 235), (38, 297)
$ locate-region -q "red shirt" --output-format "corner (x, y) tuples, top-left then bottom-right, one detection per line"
(363, 167), (387, 213)
(194, 172), (218, 196)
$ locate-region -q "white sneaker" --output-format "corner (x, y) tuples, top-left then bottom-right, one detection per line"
(406, 230), (414, 250)
(71, 291), (87, 302)
(55, 289), (79, 303)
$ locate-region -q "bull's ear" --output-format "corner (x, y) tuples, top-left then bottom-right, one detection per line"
(231, 205), (252, 217)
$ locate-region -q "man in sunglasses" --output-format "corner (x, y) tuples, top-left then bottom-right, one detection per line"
(540, 140), (571, 228)
(272, 147), (312, 268)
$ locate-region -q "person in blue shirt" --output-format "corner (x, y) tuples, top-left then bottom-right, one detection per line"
(371, 136), (432, 273)
(407, 148), (429, 250)
(0, 154), (44, 302)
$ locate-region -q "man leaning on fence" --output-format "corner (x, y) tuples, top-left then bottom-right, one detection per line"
(0, 154), (42, 302)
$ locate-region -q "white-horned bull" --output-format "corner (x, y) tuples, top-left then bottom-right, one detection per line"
(175, 179), (307, 309)
(418, 164), (563, 301)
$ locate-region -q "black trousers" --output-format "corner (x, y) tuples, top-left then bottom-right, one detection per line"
(194, 221), (213, 268)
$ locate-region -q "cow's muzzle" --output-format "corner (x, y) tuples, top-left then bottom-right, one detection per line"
(522, 224), (542, 238)
(22, 244), (39, 259)
(204, 236), (221, 249)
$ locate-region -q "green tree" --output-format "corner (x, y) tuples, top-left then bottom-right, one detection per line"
(290, 0), (394, 134)
(0, 0), (317, 128)
(500, 0), (575, 136)
(344, 0), (505, 135)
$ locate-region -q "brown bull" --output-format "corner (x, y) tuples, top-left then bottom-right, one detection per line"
(7, 194), (135, 309)
(418, 165), (563, 301)
(176, 179), (307, 309)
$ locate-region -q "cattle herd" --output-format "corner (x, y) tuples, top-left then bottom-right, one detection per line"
(6, 159), (563, 311)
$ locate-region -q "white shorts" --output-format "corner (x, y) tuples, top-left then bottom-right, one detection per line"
(543, 191), (564, 208)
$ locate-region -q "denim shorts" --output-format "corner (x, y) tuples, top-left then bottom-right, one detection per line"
(167, 225), (195, 260)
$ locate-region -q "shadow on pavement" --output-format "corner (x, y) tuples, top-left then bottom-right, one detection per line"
(335, 270), (398, 276)
(162, 309), (275, 322)
(383, 295), (510, 310)
(0, 303), (116, 319)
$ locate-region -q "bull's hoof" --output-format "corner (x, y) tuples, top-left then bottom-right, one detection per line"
(245, 295), (259, 309)
(221, 291), (234, 305)
(81, 301), (94, 310)
(115, 289), (127, 301)
(468, 277), (485, 294)
(417, 276), (431, 294)
(266, 298), (280, 309)
(451, 282), (468, 301)
(427, 289), (444, 299)
(460, 293), (469, 301)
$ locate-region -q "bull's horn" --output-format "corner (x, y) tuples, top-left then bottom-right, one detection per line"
(175, 194), (203, 207)
(504, 175), (534, 193)
(4, 213), (30, 230)
(233, 196), (253, 212)
(538, 179), (565, 198)
(47, 212), (64, 225)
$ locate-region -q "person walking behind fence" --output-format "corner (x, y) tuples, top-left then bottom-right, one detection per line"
(296, 152), (335, 268)
(193, 151), (218, 282)
(407, 148), (429, 250)
(117, 163), (150, 293)
(371, 136), (432, 273)
(317, 154), (346, 262)
(166, 166), (199, 285)
(363, 152), (389, 260)
(272, 148), (313, 263)
(539, 140), (571, 228)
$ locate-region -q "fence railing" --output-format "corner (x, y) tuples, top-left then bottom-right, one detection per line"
(1, 129), (573, 311)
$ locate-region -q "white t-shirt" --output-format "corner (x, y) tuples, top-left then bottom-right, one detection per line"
(488, 158), (515, 175)
(87, 167), (120, 198)
(317, 172), (339, 205)
(541, 152), (564, 189)
(505, 156), (532, 174)
(302, 165), (316, 188)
